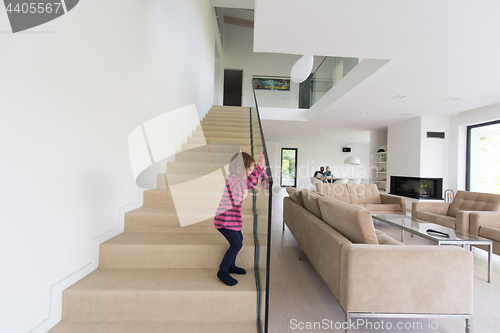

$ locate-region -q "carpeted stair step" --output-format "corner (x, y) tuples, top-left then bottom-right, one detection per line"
(204, 113), (249, 120)
(188, 136), (251, 146)
(173, 150), (237, 163)
(210, 105), (250, 112)
(181, 143), (254, 154)
(124, 206), (267, 233)
(49, 319), (257, 333)
(203, 117), (249, 124)
(143, 188), (269, 208)
(166, 161), (216, 174)
(193, 130), (251, 139)
(156, 173), (227, 190)
(61, 268), (257, 321)
(200, 120), (250, 128)
(197, 124), (257, 134)
(99, 232), (257, 269)
(142, 188), (254, 208)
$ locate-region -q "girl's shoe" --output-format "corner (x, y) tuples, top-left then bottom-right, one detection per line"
(217, 270), (238, 286)
(229, 266), (246, 275)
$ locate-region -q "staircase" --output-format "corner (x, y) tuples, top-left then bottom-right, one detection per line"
(49, 106), (266, 332)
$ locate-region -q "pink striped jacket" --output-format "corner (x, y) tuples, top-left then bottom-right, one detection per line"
(214, 166), (268, 231)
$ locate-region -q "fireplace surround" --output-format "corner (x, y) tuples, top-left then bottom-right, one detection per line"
(390, 176), (443, 200)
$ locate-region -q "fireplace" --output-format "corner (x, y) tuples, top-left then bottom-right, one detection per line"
(390, 176), (443, 200)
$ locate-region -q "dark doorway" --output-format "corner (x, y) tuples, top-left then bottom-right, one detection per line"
(223, 69), (243, 106)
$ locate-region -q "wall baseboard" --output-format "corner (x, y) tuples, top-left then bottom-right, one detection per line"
(29, 187), (145, 333)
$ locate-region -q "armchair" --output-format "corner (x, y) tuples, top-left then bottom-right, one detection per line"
(412, 190), (500, 244)
(469, 211), (500, 255)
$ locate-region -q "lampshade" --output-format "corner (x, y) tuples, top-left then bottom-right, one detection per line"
(344, 156), (361, 165)
(291, 55), (314, 83)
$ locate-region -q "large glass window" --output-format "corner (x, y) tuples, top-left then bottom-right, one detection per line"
(280, 148), (297, 187)
(467, 120), (500, 194)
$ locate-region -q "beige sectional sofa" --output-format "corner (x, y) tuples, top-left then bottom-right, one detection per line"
(316, 183), (407, 214)
(412, 190), (500, 255)
(284, 187), (474, 331)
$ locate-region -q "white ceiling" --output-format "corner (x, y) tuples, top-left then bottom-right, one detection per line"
(248, 0), (500, 142)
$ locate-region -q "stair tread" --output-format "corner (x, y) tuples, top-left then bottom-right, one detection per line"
(50, 319), (257, 333)
(66, 268), (257, 292)
(103, 232), (258, 246)
(127, 206), (255, 214)
(127, 206), (265, 216)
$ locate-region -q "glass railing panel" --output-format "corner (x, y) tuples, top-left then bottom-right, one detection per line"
(299, 56), (359, 109)
(311, 57), (335, 105)
(250, 99), (273, 333)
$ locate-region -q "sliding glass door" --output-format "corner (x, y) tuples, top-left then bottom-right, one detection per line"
(466, 120), (500, 193)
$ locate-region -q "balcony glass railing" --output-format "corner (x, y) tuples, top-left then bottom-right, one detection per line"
(300, 56), (359, 109)
(252, 56), (359, 110)
(251, 91), (273, 333)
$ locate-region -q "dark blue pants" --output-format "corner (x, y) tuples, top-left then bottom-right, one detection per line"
(217, 228), (243, 272)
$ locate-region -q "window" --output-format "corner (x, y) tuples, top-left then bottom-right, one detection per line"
(466, 119), (500, 194)
(280, 148), (298, 187)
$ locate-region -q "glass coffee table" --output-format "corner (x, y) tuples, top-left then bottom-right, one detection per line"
(372, 213), (493, 283)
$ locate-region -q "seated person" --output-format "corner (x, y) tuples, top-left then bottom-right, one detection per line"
(324, 166), (334, 183)
(313, 166), (325, 181)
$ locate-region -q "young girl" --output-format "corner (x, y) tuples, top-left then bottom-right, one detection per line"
(214, 151), (267, 286)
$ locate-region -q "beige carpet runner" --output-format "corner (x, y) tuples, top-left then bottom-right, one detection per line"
(49, 106), (264, 332)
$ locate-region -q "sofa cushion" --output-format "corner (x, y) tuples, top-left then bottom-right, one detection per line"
(416, 211), (457, 229)
(318, 196), (379, 244)
(352, 204), (365, 208)
(301, 189), (323, 219)
(365, 204), (401, 212)
(315, 183), (350, 203)
(286, 187), (304, 206)
(347, 184), (382, 204)
(377, 233), (403, 245)
(448, 190), (500, 218)
(479, 226), (500, 242)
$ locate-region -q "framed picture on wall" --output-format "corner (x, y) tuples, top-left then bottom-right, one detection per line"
(253, 76), (290, 91)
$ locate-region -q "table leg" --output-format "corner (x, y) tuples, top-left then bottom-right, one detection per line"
(401, 229), (404, 242)
(488, 244), (492, 283)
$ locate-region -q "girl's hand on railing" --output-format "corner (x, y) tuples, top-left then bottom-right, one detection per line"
(258, 151), (266, 168)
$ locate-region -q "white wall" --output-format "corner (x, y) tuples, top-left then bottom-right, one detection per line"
(420, 116), (449, 189)
(388, 116), (450, 196)
(0, 1), (217, 332)
(449, 103), (500, 191)
(266, 141), (370, 191)
(388, 117), (422, 182)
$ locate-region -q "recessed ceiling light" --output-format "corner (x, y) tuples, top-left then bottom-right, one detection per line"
(358, 111), (370, 115)
(400, 113), (412, 116)
(392, 94), (408, 100)
(443, 97), (461, 102)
